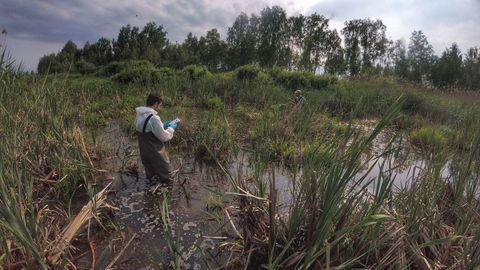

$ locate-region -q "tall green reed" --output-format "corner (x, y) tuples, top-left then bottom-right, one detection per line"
(0, 71), (100, 268)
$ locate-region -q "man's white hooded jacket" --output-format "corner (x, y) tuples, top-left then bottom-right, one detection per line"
(135, 106), (174, 142)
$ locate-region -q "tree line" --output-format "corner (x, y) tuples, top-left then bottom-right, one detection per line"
(38, 6), (480, 90)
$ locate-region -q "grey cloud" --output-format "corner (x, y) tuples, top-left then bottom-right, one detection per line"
(308, 0), (480, 53)
(0, 0), (292, 70)
(1, 1), (108, 42)
(1, 0), (478, 71)
(0, 0), (295, 46)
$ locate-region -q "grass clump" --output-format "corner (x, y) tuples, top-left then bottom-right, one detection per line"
(192, 111), (237, 162)
(410, 126), (448, 154)
(222, 99), (480, 269)
(0, 71), (106, 268)
(205, 96), (224, 110)
(2, 51), (480, 268)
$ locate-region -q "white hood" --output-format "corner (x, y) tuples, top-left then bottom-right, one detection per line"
(135, 106), (157, 116)
(134, 106), (174, 142)
(135, 106), (157, 133)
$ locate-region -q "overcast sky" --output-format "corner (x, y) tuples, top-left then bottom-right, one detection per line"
(1, 0), (479, 71)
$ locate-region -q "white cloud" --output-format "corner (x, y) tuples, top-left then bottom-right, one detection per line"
(0, 0), (478, 71)
(307, 0), (480, 54)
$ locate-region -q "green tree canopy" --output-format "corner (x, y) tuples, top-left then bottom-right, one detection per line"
(199, 29), (227, 71)
(431, 43), (463, 88)
(407, 30), (436, 82)
(226, 12), (258, 69)
(342, 19), (388, 75)
(257, 6), (290, 68)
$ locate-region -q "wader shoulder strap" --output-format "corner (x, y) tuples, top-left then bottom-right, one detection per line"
(142, 114), (154, 133)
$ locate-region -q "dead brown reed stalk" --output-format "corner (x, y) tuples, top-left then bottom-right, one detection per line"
(48, 184), (110, 264)
(73, 126), (95, 169)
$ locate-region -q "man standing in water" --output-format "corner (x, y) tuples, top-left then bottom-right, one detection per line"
(135, 94), (178, 183)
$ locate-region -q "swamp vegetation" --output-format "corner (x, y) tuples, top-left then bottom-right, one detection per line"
(1, 53), (480, 269)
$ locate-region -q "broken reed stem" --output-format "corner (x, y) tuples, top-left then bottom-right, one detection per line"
(48, 184), (110, 264)
(244, 248), (254, 270)
(224, 208), (243, 240)
(74, 126), (95, 169)
(105, 233), (137, 270)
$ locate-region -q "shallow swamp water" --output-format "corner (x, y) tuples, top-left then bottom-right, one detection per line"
(81, 122), (455, 269)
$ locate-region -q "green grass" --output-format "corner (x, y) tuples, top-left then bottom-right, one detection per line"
(410, 126), (448, 154)
(1, 56), (479, 268)
(0, 55), (104, 268)
(223, 98), (480, 269)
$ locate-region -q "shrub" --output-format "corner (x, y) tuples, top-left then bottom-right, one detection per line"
(182, 65), (211, 80)
(154, 67), (175, 79)
(275, 70), (311, 89)
(266, 66), (284, 81)
(111, 65), (160, 84)
(302, 140), (334, 174)
(234, 65), (262, 80)
(268, 67), (337, 90)
(310, 75), (338, 89)
(323, 84), (357, 117)
(100, 61), (126, 76)
(101, 60), (155, 77)
(75, 60), (97, 75)
(393, 113), (422, 130)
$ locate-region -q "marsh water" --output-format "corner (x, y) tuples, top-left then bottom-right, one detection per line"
(89, 123), (454, 269)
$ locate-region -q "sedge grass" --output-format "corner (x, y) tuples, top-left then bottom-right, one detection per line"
(220, 97), (480, 269)
(1, 50), (479, 268)
(0, 62), (106, 268)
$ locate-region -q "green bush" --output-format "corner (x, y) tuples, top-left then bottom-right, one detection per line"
(393, 113), (422, 130)
(111, 65), (160, 84)
(75, 60), (97, 75)
(234, 65), (262, 80)
(154, 67), (175, 79)
(182, 65), (211, 80)
(101, 60), (155, 77)
(100, 61), (126, 76)
(112, 60), (163, 84)
(193, 111), (236, 162)
(322, 83), (357, 117)
(275, 70), (311, 89)
(266, 66), (284, 81)
(268, 67), (336, 90)
(310, 74), (337, 89)
(302, 140), (334, 173)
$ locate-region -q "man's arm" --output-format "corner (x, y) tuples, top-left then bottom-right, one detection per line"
(151, 116), (174, 142)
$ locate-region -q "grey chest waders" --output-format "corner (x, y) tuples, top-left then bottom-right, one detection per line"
(137, 114), (172, 182)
